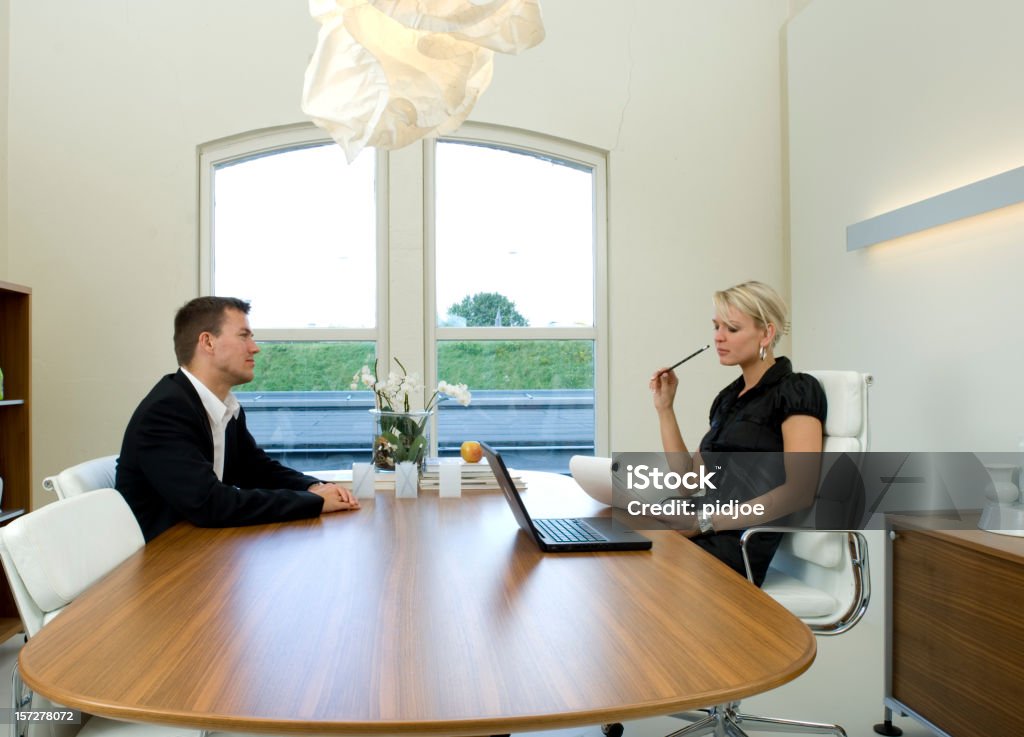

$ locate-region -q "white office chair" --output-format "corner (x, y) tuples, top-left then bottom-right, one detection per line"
(0, 489), (200, 737)
(42, 456), (118, 500)
(750, 371), (872, 634)
(668, 371), (873, 737)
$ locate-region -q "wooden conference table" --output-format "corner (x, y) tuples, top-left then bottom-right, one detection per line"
(19, 472), (815, 736)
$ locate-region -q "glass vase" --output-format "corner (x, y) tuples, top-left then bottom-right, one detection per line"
(370, 409), (433, 471)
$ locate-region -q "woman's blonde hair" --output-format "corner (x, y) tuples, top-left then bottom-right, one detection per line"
(712, 281), (790, 348)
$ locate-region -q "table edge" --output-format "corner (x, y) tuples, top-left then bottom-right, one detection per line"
(23, 639), (816, 736)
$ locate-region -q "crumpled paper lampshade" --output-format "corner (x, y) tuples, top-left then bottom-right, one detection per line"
(302, 0), (545, 162)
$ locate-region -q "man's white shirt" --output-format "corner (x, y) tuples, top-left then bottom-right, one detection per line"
(180, 367), (240, 482)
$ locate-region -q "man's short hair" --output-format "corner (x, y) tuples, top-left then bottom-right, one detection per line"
(173, 296), (251, 366)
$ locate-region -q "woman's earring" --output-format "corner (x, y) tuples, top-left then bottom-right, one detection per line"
(759, 345), (767, 361)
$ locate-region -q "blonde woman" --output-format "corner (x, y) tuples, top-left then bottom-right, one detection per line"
(649, 281), (826, 585)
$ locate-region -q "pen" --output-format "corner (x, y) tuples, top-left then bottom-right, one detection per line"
(659, 344), (711, 374)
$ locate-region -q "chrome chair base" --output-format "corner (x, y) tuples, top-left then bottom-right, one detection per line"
(11, 664), (31, 737)
(666, 703), (847, 737)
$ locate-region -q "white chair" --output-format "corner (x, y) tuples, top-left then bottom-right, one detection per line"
(0, 489), (200, 737)
(667, 371), (873, 737)
(42, 456), (118, 500)
(748, 371), (872, 634)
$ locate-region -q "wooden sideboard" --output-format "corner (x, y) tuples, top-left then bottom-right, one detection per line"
(0, 281), (32, 641)
(883, 516), (1024, 737)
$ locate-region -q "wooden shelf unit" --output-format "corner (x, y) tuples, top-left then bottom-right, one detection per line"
(0, 280), (31, 639)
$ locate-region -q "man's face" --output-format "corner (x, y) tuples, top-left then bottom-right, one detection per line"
(208, 308), (260, 387)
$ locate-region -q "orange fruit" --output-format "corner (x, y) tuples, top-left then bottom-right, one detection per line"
(460, 441), (483, 463)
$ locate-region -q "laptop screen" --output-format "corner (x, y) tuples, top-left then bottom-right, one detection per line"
(481, 442), (538, 537)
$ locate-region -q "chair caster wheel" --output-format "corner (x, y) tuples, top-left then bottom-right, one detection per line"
(602, 723), (624, 737)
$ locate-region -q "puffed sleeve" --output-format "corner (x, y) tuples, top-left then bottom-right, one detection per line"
(777, 373), (827, 423)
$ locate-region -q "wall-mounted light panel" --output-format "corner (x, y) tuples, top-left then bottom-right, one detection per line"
(846, 165), (1024, 251)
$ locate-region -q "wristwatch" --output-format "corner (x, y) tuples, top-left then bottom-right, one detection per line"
(697, 507), (715, 535)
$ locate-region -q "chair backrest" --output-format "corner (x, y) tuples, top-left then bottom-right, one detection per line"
(42, 455), (119, 500)
(805, 370), (871, 453)
(755, 370), (873, 636)
(0, 489), (144, 637)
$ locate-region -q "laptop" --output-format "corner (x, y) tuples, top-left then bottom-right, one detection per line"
(482, 443), (652, 552)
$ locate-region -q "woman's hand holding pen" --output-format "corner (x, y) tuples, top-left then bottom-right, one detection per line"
(649, 368), (679, 412)
(649, 344), (709, 412)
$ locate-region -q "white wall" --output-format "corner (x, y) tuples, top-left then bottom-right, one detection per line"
(783, 3), (1024, 735)
(788, 0), (1024, 452)
(6, 0), (792, 501)
(0, 0), (8, 277)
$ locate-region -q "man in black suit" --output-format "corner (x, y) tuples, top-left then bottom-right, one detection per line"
(117, 296), (360, 541)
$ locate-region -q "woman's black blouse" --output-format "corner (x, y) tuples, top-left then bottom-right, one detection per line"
(691, 357), (827, 586)
(700, 357), (827, 453)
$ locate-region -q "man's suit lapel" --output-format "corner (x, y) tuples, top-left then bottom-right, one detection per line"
(224, 415), (239, 479)
(171, 369), (215, 457)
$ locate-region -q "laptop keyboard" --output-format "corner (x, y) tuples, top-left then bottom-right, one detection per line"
(536, 518), (606, 543)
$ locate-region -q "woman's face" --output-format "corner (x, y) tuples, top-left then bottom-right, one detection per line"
(712, 306), (770, 366)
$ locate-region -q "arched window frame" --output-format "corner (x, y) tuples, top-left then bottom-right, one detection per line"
(197, 122), (609, 465)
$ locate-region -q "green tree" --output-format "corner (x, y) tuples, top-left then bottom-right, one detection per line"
(447, 292), (529, 327)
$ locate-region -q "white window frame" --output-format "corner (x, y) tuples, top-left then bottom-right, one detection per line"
(198, 123), (390, 353)
(424, 124), (610, 457)
(197, 122), (609, 461)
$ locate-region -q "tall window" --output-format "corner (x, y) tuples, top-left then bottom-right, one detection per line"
(430, 133), (604, 472)
(201, 124), (606, 472)
(200, 128), (382, 471)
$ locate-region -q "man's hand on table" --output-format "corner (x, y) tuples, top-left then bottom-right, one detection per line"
(309, 482), (361, 513)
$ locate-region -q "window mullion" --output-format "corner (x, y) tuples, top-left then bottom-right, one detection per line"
(423, 140), (440, 455)
(385, 143), (428, 406)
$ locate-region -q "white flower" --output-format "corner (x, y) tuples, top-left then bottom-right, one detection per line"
(360, 357), (471, 412)
(439, 381), (472, 407)
(400, 372), (423, 397)
(385, 371), (403, 397)
(358, 364), (378, 388)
